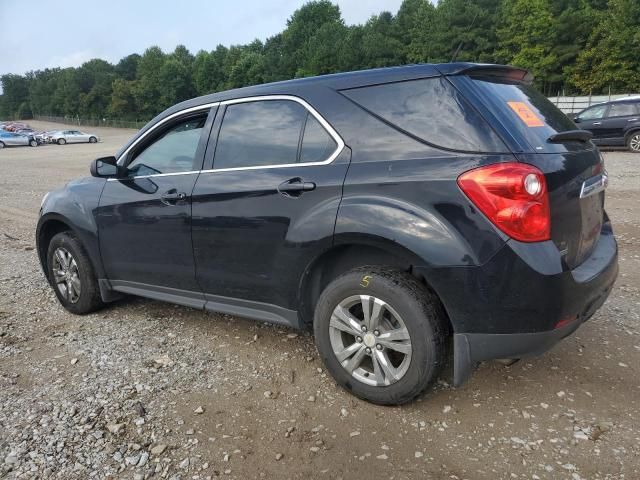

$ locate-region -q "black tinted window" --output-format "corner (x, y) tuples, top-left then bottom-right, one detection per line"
(608, 103), (638, 117)
(342, 77), (507, 153)
(469, 77), (579, 152)
(300, 113), (337, 163)
(127, 115), (206, 176)
(214, 100), (307, 169)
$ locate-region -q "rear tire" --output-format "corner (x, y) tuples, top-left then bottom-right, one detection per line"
(46, 231), (104, 315)
(57, 138), (66, 145)
(313, 266), (447, 405)
(89, 136), (97, 143)
(627, 132), (640, 152)
(0, 141), (5, 149)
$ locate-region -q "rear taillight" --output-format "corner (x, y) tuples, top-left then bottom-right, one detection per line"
(457, 162), (550, 242)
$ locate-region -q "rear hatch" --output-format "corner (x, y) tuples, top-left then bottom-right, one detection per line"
(451, 71), (605, 270)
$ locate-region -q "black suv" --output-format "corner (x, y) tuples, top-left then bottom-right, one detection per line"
(574, 97), (640, 151)
(37, 63), (618, 405)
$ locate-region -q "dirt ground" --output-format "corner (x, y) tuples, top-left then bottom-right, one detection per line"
(0, 120), (638, 479)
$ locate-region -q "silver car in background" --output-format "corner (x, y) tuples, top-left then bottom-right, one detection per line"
(0, 132), (38, 148)
(50, 130), (99, 145)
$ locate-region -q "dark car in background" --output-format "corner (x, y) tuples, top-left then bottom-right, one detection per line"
(36, 63), (618, 405)
(574, 97), (640, 152)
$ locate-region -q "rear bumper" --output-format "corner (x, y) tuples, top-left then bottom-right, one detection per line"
(452, 275), (613, 385)
(415, 222), (618, 386)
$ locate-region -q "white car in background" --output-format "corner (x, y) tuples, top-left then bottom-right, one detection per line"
(0, 131), (38, 148)
(50, 130), (99, 145)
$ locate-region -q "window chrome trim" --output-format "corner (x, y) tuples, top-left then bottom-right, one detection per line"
(111, 94), (345, 180)
(116, 102), (220, 166)
(203, 95), (345, 173)
(107, 170), (201, 181)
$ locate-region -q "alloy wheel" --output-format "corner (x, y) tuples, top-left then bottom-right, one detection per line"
(329, 295), (412, 386)
(630, 134), (640, 152)
(52, 247), (81, 303)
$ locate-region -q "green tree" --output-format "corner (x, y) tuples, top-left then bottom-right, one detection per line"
(570, 0), (640, 92)
(115, 54), (141, 81)
(0, 74), (30, 117)
(496, 0), (558, 92)
(108, 78), (137, 119)
(1, 0), (638, 122)
(282, 1), (344, 77)
(360, 12), (404, 68)
(158, 58), (196, 106)
(134, 46), (167, 117)
(302, 22), (348, 75)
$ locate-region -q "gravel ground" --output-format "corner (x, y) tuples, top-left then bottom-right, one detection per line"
(0, 121), (639, 479)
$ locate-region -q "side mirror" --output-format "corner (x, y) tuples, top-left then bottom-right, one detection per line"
(573, 116), (581, 123)
(90, 156), (121, 178)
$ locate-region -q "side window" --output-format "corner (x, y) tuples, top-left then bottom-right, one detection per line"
(341, 77), (507, 153)
(607, 103), (638, 118)
(127, 114), (207, 177)
(300, 113), (337, 163)
(214, 100), (307, 169)
(579, 105), (607, 121)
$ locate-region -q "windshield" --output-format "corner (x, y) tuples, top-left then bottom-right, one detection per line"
(468, 76), (583, 153)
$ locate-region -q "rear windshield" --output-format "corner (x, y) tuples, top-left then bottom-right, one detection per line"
(341, 77), (508, 153)
(468, 76), (579, 152)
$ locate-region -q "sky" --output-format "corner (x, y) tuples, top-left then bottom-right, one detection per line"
(0, 0), (406, 78)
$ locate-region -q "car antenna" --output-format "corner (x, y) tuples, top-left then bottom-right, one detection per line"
(450, 11), (479, 63)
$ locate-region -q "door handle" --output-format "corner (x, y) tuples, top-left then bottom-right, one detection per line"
(593, 122), (602, 125)
(160, 189), (187, 205)
(628, 118), (638, 122)
(277, 178), (316, 196)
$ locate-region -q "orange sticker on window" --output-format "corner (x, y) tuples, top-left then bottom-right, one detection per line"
(507, 101), (545, 127)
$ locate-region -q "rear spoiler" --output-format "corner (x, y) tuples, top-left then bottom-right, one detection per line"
(547, 129), (593, 144)
(436, 63), (534, 85)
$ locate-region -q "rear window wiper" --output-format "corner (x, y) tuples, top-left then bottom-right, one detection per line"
(547, 130), (593, 144)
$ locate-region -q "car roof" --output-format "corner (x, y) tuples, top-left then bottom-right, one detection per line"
(608, 96), (640, 103)
(167, 62), (531, 113)
(118, 63), (530, 158)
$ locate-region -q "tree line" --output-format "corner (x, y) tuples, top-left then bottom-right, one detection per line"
(1, 0), (638, 121)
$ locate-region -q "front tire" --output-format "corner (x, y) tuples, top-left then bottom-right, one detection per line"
(0, 141), (5, 149)
(314, 267), (447, 405)
(627, 132), (640, 152)
(89, 136), (97, 143)
(29, 139), (38, 147)
(46, 231), (104, 314)
(57, 138), (66, 145)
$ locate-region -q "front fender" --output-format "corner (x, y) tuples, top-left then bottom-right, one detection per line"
(37, 176), (106, 279)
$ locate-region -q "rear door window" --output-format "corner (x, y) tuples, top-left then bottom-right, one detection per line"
(300, 113), (337, 163)
(341, 77), (508, 153)
(214, 100), (306, 170)
(607, 103), (638, 118)
(213, 99), (340, 169)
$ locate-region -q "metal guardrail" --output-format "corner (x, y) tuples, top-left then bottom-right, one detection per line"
(549, 94), (640, 114)
(33, 115), (147, 130)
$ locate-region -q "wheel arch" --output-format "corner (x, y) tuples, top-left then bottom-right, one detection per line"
(625, 127), (640, 142)
(36, 213), (105, 285)
(297, 235), (454, 335)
